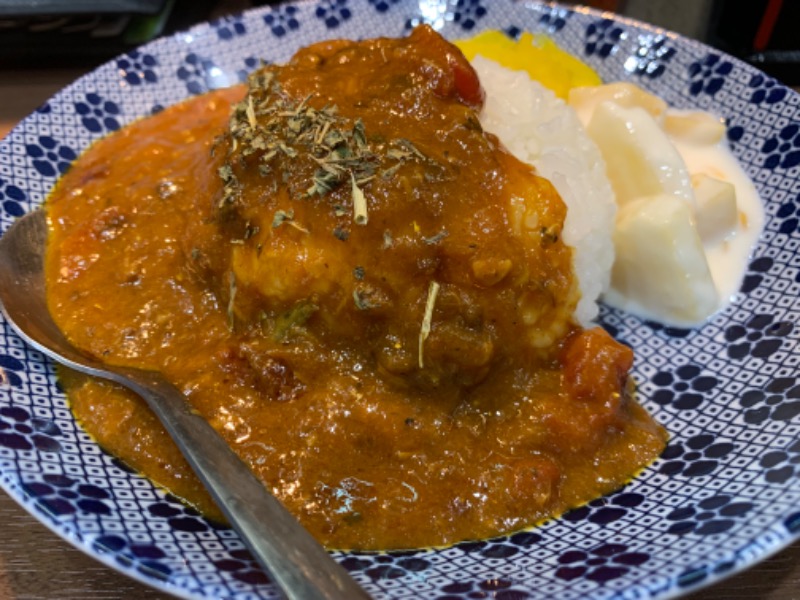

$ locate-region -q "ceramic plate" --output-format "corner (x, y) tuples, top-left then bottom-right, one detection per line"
(1, 1), (799, 598)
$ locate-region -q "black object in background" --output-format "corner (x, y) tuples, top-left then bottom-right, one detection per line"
(0, 0), (279, 67)
(706, 0), (800, 85)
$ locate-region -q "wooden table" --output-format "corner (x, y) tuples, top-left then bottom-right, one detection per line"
(2, 68), (800, 600)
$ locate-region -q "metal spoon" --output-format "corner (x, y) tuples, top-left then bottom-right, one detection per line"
(0, 209), (371, 600)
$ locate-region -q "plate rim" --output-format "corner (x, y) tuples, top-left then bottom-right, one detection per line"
(1, 1), (799, 599)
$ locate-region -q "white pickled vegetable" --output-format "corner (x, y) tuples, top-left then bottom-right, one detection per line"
(692, 173), (738, 244)
(606, 194), (719, 326)
(664, 111), (726, 145)
(560, 78), (765, 327)
(568, 82), (667, 125)
(587, 101), (694, 207)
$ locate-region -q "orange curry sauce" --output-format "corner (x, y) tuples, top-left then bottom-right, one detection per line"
(45, 26), (666, 551)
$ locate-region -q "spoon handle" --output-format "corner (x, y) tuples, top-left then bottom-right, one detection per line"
(0, 210), (369, 599)
(119, 370), (371, 600)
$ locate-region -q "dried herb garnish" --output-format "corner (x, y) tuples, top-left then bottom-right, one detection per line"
(272, 209), (294, 227)
(217, 66), (433, 223)
(272, 208), (309, 233)
(382, 139), (430, 179)
(353, 266), (365, 280)
(226, 271), (237, 332)
(423, 230), (449, 245)
(464, 115), (483, 132)
(271, 300), (319, 341)
(351, 171), (368, 225)
(418, 281), (440, 369)
(218, 164), (240, 208)
(353, 286), (382, 310)
(244, 223), (260, 239)
(540, 225), (561, 244)
(394, 138), (426, 161)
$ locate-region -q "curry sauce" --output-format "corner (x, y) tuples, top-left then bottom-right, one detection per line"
(45, 27), (666, 551)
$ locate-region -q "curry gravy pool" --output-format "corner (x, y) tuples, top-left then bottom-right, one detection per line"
(45, 27), (666, 551)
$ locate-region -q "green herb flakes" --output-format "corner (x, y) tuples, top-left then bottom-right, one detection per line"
(272, 300), (319, 341)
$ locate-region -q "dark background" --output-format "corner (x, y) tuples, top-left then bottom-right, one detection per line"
(0, 0), (797, 84)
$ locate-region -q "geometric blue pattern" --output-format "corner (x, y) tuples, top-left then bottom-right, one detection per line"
(1, 1), (799, 598)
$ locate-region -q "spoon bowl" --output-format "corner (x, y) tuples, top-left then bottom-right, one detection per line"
(0, 209), (370, 600)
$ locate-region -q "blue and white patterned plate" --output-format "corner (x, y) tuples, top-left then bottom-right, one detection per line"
(1, 1), (799, 598)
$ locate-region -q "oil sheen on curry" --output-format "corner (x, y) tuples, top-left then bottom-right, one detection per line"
(45, 26), (666, 551)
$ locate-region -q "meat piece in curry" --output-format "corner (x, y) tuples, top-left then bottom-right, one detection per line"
(45, 26), (666, 551)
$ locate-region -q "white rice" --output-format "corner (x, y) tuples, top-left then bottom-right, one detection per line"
(472, 56), (616, 326)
